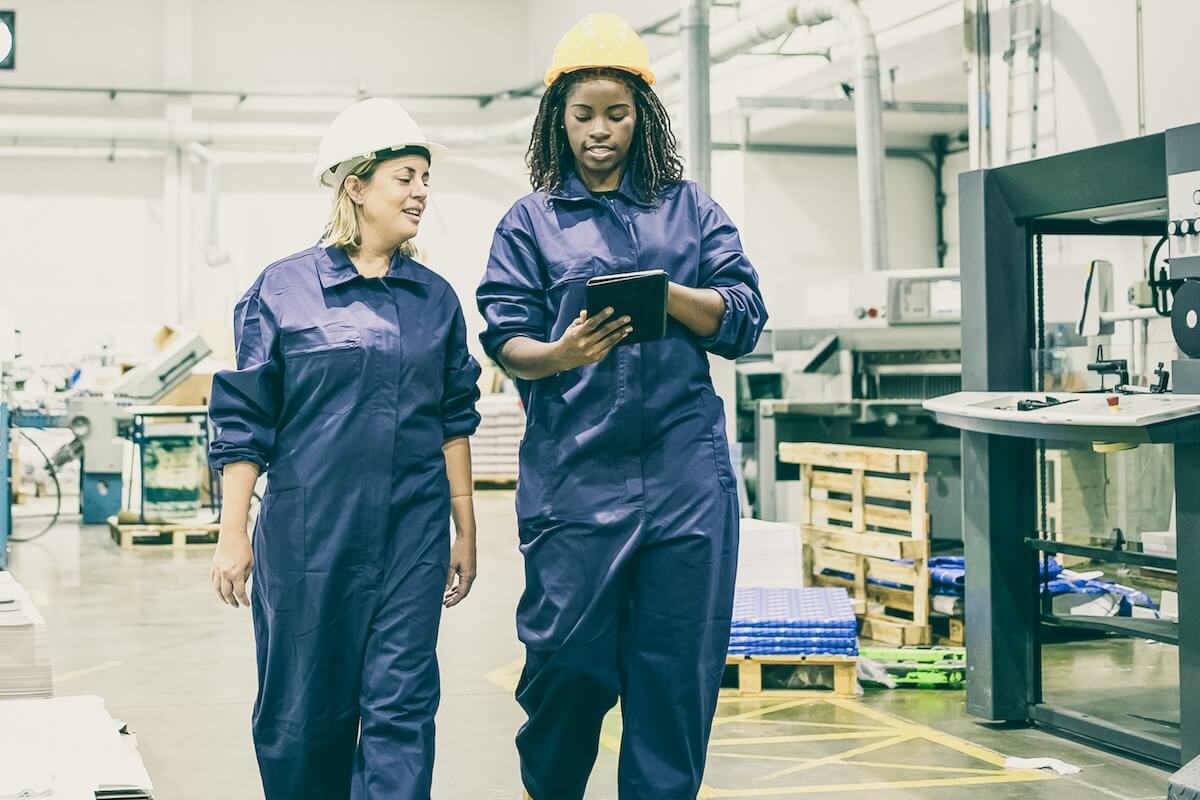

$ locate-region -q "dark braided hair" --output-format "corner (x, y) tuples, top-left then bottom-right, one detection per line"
(526, 68), (683, 204)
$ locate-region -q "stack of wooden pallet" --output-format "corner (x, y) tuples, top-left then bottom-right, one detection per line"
(780, 442), (932, 646)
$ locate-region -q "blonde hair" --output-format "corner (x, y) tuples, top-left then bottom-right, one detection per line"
(321, 157), (419, 258)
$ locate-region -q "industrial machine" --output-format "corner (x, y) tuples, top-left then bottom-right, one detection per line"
(741, 269), (965, 539)
(925, 124), (1200, 768)
(2, 330), (211, 567)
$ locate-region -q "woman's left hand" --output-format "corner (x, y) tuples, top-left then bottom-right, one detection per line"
(444, 533), (477, 608)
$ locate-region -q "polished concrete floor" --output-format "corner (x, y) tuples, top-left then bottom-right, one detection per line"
(5, 491), (1173, 799)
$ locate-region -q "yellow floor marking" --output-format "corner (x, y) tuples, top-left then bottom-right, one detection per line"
(708, 752), (825, 765)
(731, 718), (890, 731)
(838, 759), (1031, 776)
(701, 772), (1056, 797)
(55, 660), (123, 684)
(759, 734), (917, 780)
(823, 696), (913, 730)
(916, 728), (1012, 768)
(480, 661), (1061, 797)
(713, 699), (820, 727)
(484, 657), (524, 692)
(710, 728), (916, 747)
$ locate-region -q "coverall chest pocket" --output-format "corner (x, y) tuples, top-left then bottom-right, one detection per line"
(281, 324), (363, 417)
(546, 257), (599, 340)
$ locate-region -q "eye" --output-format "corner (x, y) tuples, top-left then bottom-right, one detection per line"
(610, 114), (627, 122)
(574, 114), (591, 123)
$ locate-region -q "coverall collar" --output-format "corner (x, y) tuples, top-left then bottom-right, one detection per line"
(316, 243), (429, 288)
(549, 169), (656, 208)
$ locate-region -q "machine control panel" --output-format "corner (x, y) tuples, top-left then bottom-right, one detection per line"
(1168, 169), (1200, 272)
(887, 274), (961, 325)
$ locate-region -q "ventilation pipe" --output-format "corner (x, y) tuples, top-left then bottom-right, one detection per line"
(681, 0), (713, 191)
(187, 143), (230, 267)
(0, 2), (887, 268)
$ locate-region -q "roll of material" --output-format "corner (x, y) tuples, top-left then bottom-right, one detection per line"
(1171, 279), (1200, 358)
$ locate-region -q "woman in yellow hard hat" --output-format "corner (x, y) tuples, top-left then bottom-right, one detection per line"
(478, 13), (767, 800)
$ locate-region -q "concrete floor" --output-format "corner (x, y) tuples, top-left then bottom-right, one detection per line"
(5, 491), (1173, 799)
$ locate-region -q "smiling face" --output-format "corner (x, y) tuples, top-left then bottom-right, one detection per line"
(563, 76), (637, 187)
(345, 154), (430, 247)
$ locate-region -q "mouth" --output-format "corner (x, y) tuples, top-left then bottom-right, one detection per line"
(402, 208), (423, 220)
(587, 146), (615, 157)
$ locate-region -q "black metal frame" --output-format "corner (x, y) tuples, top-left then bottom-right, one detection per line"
(959, 128), (1199, 767)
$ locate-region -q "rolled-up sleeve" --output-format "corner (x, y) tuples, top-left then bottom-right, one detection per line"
(443, 303), (482, 440)
(476, 221), (548, 364)
(695, 188), (769, 359)
(208, 283), (283, 472)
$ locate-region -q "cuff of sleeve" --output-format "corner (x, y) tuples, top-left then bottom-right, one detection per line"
(209, 449), (268, 473)
(482, 329), (544, 366)
(697, 286), (735, 352)
(443, 411), (482, 441)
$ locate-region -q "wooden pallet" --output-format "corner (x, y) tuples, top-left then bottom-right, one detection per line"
(722, 654), (857, 698)
(932, 613), (965, 646)
(107, 515), (220, 549)
(474, 474), (517, 490)
(780, 442), (932, 646)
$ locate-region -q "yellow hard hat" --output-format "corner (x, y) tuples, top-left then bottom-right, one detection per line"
(544, 13), (656, 87)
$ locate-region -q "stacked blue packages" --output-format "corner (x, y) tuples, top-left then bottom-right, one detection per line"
(729, 587), (859, 656)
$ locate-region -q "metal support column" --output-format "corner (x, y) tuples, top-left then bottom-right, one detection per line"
(958, 168), (1038, 721)
(1177, 442), (1200, 762)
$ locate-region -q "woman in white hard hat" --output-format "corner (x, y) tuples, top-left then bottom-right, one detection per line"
(478, 13), (767, 800)
(207, 97), (482, 800)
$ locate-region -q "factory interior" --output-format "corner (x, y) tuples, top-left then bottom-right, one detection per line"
(5, 1), (1200, 798)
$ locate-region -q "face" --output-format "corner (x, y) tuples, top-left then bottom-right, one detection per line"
(346, 154), (430, 246)
(563, 77), (636, 179)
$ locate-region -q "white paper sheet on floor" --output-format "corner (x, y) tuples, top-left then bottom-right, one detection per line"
(0, 695), (154, 799)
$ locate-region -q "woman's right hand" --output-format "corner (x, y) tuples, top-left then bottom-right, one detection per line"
(552, 308), (632, 371)
(212, 528), (254, 609)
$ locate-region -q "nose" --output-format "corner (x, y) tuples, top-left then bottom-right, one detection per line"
(411, 178), (429, 200)
(588, 118), (611, 140)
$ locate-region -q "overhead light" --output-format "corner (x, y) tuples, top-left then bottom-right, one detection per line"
(0, 11), (13, 70)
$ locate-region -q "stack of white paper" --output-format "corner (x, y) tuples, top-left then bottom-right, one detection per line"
(737, 518), (805, 589)
(472, 394), (525, 478)
(0, 573), (52, 700)
(0, 696), (154, 799)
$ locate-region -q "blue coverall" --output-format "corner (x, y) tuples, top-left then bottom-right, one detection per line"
(209, 244), (481, 800)
(477, 172), (767, 799)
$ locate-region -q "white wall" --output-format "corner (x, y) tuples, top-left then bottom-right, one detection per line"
(0, 0), (533, 97)
(944, 0), (1200, 313)
(739, 153), (939, 328)
(0, 0), (958, 367)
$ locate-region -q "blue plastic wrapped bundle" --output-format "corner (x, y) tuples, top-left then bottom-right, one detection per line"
(729, 587), (859, 656)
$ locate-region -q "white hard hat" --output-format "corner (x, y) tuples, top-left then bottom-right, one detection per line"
(313, 97), (448, 188)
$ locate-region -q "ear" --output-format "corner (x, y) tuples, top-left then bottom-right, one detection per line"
(343, 174), (367, 205)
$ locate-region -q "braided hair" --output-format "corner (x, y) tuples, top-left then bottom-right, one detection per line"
(526, 67), (683, 204)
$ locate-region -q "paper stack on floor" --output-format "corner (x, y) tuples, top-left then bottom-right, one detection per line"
(0, 573), (52, 700)
(0, 695), (154, 799)
(729, 587), (859, 656)
(471, 394), (525, 479)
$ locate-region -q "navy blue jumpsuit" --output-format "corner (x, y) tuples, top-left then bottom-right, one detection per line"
(477, 172), (767, 799)
(209, 244), (481, 800)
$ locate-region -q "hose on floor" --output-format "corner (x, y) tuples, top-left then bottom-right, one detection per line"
(8, 428), (63, 543)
